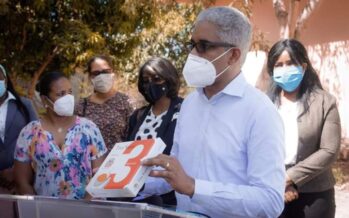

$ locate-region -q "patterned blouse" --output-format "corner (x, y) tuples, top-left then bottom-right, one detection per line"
(14, 117), (107, 199)
(76, 92), (133, 150)
(135, 108), (168, 140)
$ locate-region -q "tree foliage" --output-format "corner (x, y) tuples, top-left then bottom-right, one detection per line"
(0, 0), (211, 98)
(0, 0), (271, 99)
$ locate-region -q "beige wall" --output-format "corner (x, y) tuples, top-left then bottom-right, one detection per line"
(249, 0), (349, 44)
(181, 0), (349, 43)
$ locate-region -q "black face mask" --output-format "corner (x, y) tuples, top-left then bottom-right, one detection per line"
(143, 82), (168, 104)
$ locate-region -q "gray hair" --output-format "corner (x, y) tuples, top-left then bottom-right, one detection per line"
(196, 6), (252, 66)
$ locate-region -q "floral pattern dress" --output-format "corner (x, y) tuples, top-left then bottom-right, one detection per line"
(14, 116), (107, 199)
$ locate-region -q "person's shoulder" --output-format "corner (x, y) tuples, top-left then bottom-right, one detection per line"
(27, 120), (40, 126)
(114, 91), (130, 101)
(182, 90), (199, 103)
(19, 96), (31, 102)
(172, 96), (184, 106)
(77, 116), (97, 128)
(21, 120), (40, 132)
(175, 96), (184, 102)
(19, 96), (34, 106)
(113, 91), (133, 108)
(239, 85), (281, 123)
(312, 88), (335, 99)
(311, 88), (337, 106)
(178, 91), (195, 111)
(163, 97), (183, 115)
(244, 84), (274, 106)
(130, 105), (148, 116)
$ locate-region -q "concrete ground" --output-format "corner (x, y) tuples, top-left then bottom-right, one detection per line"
(335, 185), (349, 218)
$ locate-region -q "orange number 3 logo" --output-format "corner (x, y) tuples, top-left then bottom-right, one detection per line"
(96, 139), (154, 189)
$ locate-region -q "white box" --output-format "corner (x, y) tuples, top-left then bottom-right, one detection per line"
(86, 138), (166, 198)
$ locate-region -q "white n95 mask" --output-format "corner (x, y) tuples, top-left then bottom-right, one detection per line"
(48, 94), (75, 116)
(91, 73), (115, 93)
(182, 48), (233, 87)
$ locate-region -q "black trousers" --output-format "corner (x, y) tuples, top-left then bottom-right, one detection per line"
(279, 188), (335, 218)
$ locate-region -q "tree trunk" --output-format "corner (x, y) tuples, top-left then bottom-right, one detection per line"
(273, 0), (289, 39)
(288, 0), (301, 38)
(273, 0), (322, 40)
(294, 0), (321, 39)
(27, 47), (58, 99)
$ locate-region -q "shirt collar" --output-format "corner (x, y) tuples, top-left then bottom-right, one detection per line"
(197, 72), (247, 98)
(3, 92), (16, 104)
(221, 72), (247, 97)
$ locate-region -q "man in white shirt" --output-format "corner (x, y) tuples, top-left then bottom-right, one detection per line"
(142, 6), (285, 218)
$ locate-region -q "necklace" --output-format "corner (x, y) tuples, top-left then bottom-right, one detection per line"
(57, 127), (63, 133)
(45, 115), (73, 134)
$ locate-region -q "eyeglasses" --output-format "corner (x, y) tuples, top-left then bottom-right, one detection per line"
(90, 69), (112, 77)
(185, 39), (235, 53)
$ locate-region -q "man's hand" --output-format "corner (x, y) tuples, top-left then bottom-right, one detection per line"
(142, 154), (195, 197)
(284, 185), (298, 203)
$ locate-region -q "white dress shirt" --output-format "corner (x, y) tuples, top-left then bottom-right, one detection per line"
(0, 92), (15, 141)
(143, 73), (285, 218)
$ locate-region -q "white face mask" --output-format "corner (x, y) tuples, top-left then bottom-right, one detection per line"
(91, 73), (115, 93)
(182, 48), (233, 87)
(47, 94), (75, 116)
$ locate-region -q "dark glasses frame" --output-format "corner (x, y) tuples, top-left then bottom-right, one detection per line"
(89, 68), (112, 77)
(185, 39), (236, 53)
(142, 74), (165, 84)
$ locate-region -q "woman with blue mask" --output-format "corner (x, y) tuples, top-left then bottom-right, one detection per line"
(267, 39), (340, 218)
(0, 64), (37, 217)
(0, 64), (37, 189)
(14, 71), (107, 200)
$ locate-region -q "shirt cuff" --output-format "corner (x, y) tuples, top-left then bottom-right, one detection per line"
(191, 179), (214, 204)
(142, 177), (172, 196)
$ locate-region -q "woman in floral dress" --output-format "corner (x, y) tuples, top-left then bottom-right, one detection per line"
(14, 71), (107, 199)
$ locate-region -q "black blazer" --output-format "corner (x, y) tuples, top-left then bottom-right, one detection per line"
(0, 97), (37, 170)
(127, 97), (183, 155)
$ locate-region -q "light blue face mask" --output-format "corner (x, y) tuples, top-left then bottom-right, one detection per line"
(272, 65), (304, 92)
(0, 80), (6, 97)
(0, 64), (7, 97)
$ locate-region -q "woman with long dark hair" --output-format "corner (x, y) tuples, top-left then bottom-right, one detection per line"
(267, 39), (340, 218)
